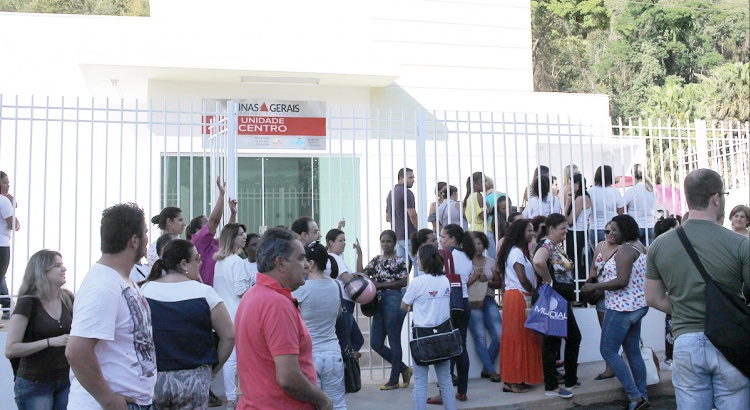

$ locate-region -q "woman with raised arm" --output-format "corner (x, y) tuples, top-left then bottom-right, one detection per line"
(185, 176), (238, 286)
(140, 240), (234, 409)
(5, 250), (74, 409)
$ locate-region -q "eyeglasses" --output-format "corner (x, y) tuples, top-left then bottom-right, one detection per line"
(712, 191), (730, 197)
(604, 230), (612, 235)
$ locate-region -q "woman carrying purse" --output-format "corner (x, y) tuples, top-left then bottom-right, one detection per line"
(401, 244), (457, 410)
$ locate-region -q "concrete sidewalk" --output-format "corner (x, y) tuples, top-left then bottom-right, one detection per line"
(348, 359), (675, 410)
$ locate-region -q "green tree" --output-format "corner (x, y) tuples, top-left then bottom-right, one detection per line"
(700, 62), (750, 122)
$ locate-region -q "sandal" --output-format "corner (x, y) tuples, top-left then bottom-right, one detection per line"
(503, 383), (529, 393)
(400, 366), (413, 388)
(489, 372), (502, 383)
(380, 382), (400, 390)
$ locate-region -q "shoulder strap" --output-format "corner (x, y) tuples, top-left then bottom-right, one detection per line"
(440, 248), (455, 276)
(327, 255), (339, 279)
(675, 227), (712, 284)
(336, 283), (353, 351)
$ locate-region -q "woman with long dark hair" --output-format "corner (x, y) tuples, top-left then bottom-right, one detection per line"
(624, 164), (658, 245)
(497, 219), (542, 393)
(362, 230), (411, 390)
(522, 175), (561, 218)
(140, 240), (234, 409)
(401, 244), (457, 410)
(532, 213), (582, 399)
(430, 224), (474, 403)
(588, 165), (624, 251)
(581, 215), (650, 410)
(466, 231), (503, 383)
(564, 174), (591, 283)
(5, 250), (73, 409)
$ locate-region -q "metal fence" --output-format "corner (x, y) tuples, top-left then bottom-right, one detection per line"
(1, 95), (748, 380)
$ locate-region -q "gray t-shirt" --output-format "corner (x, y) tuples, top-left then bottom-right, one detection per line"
(291, 278), (341, 354)
(386, 183), (416, 240)
(646, 219), (750, 339)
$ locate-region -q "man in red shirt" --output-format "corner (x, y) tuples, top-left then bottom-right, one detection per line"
(235, 227), (333, 410)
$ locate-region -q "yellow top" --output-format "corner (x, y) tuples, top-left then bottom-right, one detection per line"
(464, 192), (485, 232)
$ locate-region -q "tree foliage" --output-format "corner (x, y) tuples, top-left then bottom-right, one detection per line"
(0, 0), (149, 16)
(532, 0), (750, 121)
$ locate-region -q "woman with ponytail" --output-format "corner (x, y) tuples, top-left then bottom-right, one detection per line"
(624, 164), (657, 246)
(140, 240), (234, 409)
(146, 207), (186, 266)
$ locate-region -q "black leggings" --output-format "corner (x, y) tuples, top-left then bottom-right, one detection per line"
(0, 246), (10, 309)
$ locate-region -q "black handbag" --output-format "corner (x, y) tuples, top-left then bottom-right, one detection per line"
(337, 285), (361, 392)
(676, 227), (750, 377)
(409, 317), (463, 366)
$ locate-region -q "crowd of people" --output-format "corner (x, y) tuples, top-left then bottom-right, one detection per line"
(1, 165), (748, 410)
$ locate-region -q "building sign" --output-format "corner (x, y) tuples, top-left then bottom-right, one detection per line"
(203, 99), (327, 150)
(238, 100), (326, 150)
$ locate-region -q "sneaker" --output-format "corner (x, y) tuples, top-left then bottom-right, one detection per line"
(565, 382), (582, 390)
(663, 359), (673, 367)
(545, 388), (573, 399)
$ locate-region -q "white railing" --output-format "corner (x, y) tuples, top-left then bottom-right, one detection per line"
(1, 95), (748, 380)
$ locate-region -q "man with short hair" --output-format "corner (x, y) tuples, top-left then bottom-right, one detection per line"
(235, 227), (333, 410)
(67, 203), (156, 410)
(291, 216), (322, 246)
(385, 167), (418, 264)
(646, 168), (750, 409)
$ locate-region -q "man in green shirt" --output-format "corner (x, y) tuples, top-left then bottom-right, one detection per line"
(645, 168), (750, 409)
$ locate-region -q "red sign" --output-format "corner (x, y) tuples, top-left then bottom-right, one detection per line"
(237, 116), (326, 136)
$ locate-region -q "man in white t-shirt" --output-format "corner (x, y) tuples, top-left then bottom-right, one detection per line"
(66, 203), (156, 410)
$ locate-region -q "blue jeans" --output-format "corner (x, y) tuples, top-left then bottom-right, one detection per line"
(314, 351), (346, 410)
(638, 228), (655, 246)
(335, 299), (364, 351)
(600, 307), (649, 401)
(468, 295), (502, 374)
(672, 332), (750, 409)
(370, 289), (407, 384)
(413, 360), (456, 410)
(14, 376), (70, 410)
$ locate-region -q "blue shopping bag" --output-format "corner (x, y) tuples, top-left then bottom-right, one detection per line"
(524, 284), (568, 338)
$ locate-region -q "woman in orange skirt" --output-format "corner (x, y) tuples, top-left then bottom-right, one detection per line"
(496, 218), (543, 393)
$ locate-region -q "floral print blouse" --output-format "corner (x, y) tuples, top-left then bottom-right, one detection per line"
(601, 244), (647, 312)
(540, 239), (574, 285)
(363, 256), (407, 283)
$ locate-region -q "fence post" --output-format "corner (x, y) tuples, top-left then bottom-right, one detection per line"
(695, 119), (709, 169)
(415, 109), (428, 228)
(227, 101), (239, 209)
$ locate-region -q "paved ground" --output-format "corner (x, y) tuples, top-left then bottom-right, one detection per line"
(1, 315), (676, 410)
